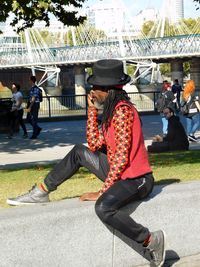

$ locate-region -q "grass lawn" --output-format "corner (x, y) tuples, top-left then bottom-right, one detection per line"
(0, 150), (200, 209)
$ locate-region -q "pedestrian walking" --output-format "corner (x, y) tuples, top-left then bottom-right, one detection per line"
(172, 79), (182, 111)
(26, 76), (42, 139)
(7, 83), (28, 138)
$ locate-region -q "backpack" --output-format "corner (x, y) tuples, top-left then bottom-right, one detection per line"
(155, 94), (166, 112)
(38, 87), (43, 102)
(155, 91), (175, 112)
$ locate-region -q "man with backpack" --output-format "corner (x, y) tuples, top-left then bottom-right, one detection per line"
(156, 81), (175, 136)
(26, 75), (42, 139)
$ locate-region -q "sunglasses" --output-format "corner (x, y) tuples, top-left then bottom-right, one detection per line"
(163, 111), (171, 115)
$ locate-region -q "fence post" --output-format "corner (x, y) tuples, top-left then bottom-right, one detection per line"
(85, 94), (88, 116)
(48, 96), (51, 118)
(153, 92), (156, 111)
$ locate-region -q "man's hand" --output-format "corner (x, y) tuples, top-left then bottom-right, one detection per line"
(87, 93), (95, 108)
(25, 108), (31, 113)
(153, 135), (163, 142)
(79, 191), (100, 201)
(11, 107), (17, 112)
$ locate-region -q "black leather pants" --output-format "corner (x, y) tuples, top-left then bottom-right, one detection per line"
(44, 144), (109, 191)
(44, 144), (154, 244)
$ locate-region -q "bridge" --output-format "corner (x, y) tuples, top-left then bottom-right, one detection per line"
(0, 33), (200, 68)
(0, 0), (200, 89)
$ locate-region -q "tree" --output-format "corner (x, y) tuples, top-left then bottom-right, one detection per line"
(142, 21), (154, 36)
(127, 64), (136, 77)
(142, 17), (200, 37)
(193, 0), (200, 9)
(66, 21), (106, 46)
(0, 0), (86, 33)
(159, 63), (171, 77)
(183, 18), (200, 33)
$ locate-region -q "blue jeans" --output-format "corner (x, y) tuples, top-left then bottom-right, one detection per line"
(186, 113), (200, 136)
(27, 102), (40, 137)
(161, 114), (168, 135)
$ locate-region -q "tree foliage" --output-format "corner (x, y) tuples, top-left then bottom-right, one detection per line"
(159, 63), (171, 76)
(142, 21), (154, 36)
(183, 18), (200, 33)
(0, 0), (86, 33)
(142, 17), (200, 37)
(64, 21), (106, 46)
(193, 0), (200, 9)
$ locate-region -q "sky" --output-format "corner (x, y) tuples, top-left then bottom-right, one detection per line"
(83, 0), (200, 19)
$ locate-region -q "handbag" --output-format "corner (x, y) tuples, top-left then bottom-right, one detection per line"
(180, 101), (189, 115)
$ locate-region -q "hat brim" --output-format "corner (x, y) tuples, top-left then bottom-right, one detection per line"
(87, 74), (131, 86)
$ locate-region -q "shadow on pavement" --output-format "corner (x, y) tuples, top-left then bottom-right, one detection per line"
(0, 120), (87, 154)
(164, 250), (180, 266)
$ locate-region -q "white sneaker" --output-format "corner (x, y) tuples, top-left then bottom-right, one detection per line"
(147, 230), (166, 267)
(7, 185), (50, 206)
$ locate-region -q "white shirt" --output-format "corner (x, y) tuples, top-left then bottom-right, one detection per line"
(12, 91), (23, 110)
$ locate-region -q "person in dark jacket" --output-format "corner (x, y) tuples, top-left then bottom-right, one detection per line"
(172, 79), (182, 110)
(148, 107), (189, 153)
(26, 76), (42, 139)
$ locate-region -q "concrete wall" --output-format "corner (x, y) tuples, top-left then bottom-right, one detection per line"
(0, 181), (200, 267)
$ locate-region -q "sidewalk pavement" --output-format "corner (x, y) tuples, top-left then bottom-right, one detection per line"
(1, 180), (200, 267)
(0, 114), (200, 168)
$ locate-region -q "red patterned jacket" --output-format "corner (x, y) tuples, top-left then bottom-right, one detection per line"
(87, 100), (152, 194)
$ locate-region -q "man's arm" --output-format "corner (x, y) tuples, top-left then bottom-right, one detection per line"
(26, 95), (35, 112)
(80, 105), (133, 201)
(195, 100), (200, 111)
(86, 95), (105, 152)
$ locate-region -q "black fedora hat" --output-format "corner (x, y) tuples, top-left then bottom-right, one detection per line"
(87, 59), (131, 86)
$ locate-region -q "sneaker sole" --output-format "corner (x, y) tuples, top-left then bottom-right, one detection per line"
(188, 136), (197, 142)
(6, 199), (46, 206)
(158, 230), (166, 267)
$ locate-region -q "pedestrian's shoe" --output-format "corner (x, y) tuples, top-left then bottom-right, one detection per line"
(147, 230), (166, 267)
(23, 133), (28, 138)
(6, 185), (50, 206)
(36, 127), (42, 137)
(188, 135), (197, 142)
(30, 135), (37, 139)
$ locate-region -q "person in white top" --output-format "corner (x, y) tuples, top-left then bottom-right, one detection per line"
(8, 83), (28, 138)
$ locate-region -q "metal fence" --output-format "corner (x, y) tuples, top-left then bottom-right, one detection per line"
(36, 91), (159, 118)
(1, 91), (159, 119)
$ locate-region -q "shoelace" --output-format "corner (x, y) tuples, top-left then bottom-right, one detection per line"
(18, 185), (36, 197)
(151, 250), (156, 261)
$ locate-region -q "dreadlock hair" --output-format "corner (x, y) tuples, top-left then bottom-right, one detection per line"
(101, 88), (132, 130)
